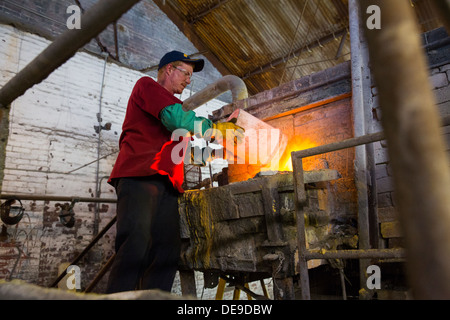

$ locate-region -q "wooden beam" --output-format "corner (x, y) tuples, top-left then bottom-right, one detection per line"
(188, 0), (233, 24)
(361, 0), (450, 299)
(153, 0), (231, 76)
(261, 92), (352, 122)
(0, 0), (142, 109)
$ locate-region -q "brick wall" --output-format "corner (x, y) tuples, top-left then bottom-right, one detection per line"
(374, 37), (450, 247)
(0, 24), (224, 293)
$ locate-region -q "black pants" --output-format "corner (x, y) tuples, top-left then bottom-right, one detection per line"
(106, 175), (181, 293)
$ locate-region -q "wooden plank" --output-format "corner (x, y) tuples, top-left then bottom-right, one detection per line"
(215, 278), (226, 300)
(229, 170), (341, 196)
(261, 183), (283, 242)
(179, 270), (197, 297)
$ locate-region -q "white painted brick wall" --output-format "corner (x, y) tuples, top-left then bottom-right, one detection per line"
(0, 24), (227, 295)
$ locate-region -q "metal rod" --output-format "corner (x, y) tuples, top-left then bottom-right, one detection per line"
(349, 0), (373, 298)
(50, 215), (117, 287)
(94, 54), (109, 236)
(335, 32), (348, 59)
(0, 194), (116, 203)
(220, 275), (269, 300)
(305, 248), (405, 260)
(0, 0), (142, 109)
(292, 115), (449, 161)
(84, 253), (116, 293)
(293, 131), (385, 160)
(292, 156), (311, 300)
(339, 267), (347, 300)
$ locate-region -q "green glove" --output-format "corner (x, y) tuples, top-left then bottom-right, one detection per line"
(160, 103), (212, 136)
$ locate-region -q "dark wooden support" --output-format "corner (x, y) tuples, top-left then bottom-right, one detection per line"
(360, 0), (450, 299)
(292, 155), (310, 300)
(179, 270), (197, 298)
(0, 0), (142, 109)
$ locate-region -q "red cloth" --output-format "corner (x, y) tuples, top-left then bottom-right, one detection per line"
(108, 76), (189, 193)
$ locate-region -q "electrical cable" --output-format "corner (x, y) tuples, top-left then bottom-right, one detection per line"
(278, 0), (309, 86)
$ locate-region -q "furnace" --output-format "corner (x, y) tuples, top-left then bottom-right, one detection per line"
(178, 169), (358, 299)
(177, 74), (361, 299)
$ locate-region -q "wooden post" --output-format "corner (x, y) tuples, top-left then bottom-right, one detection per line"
(292, 155), (310, 300)
(179, 270), (197, 298)
(215, 278), (226, 300)
(360, 0), (450, 299)
(0, 105), (10, 195)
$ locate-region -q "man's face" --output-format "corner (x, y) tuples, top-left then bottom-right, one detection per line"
(168, 62), (194, 95)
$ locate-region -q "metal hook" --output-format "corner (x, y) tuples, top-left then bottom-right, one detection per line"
(56, 199), (78, 228)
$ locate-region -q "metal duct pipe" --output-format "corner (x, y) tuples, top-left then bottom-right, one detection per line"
(0, 0), (142, 109)
(182, 75), (248, 111)
(0, 194), (116, 203)
(349, 0), (375, 297)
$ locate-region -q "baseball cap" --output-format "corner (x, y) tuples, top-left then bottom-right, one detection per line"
(158, 51), (205, 72)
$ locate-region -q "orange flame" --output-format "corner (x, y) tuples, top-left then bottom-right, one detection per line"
(276, 137), (317, 172)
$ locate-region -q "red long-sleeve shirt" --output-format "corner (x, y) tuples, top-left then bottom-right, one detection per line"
(108, 76), (188, 193)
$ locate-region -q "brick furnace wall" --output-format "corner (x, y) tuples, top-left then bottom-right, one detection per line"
(211, 26), (450, 250)
(212, 61), (357, 220)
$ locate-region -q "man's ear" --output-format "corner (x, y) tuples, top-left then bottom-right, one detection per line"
(166, 64), (174, 75)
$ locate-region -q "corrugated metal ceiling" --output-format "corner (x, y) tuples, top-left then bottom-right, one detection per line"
(156, 0), (442, 96)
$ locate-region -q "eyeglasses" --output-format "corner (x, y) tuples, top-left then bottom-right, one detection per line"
(173, 66), (193, 79)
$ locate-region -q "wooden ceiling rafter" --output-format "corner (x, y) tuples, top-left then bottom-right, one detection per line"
(187, 0), (234, 25)
(153, 0), (232, 76)
(242, 28), (348, 80)
(152, 0), (440, 96)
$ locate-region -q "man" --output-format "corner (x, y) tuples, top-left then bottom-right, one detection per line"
(106, 51), (243, 293)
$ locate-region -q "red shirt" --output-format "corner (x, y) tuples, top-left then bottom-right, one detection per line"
(108, 76), (188, 193)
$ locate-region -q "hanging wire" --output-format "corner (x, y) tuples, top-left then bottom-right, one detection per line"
(283, 52), (350, 69)
(278, 0), (309, 86)
(286, 0), (321, 83)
